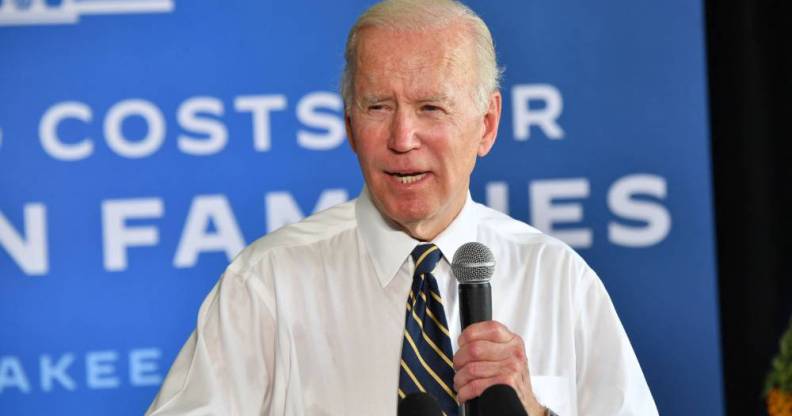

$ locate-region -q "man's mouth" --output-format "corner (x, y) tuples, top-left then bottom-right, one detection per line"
(387, 171), (428, 184)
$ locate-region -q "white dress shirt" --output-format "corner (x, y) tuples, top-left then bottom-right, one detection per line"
(147, 188), (658, 416)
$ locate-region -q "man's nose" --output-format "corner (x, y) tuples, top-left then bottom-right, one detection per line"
(388, 109), (420, 153)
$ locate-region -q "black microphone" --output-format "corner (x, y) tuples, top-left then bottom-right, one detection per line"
(398, 392), (443, 416)
(451, 242), (495, 416)
(480, 384), (528, 416)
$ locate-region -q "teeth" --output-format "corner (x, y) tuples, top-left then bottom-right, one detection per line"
(395, 173), (426, 184)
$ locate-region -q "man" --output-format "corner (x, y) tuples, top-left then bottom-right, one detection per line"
(147, 1), (658, 415)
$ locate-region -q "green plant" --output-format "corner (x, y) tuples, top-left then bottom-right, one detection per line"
(766, 317), (792, 395)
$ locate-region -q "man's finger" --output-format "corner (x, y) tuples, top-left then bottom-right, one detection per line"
(457, 320), (514, 347)
(453, 360), (513, 390)
(455, 373), (523, 404)
(453, 339), (515, 369)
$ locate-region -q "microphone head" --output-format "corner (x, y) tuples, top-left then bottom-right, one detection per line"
(451, 242), (495, 284)
(398, 392), (443, 416)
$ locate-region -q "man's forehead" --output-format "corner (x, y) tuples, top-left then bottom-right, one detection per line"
(355, 29), (473, 81)
(355, 58), (461, 101)
(354, 24), (473, 67)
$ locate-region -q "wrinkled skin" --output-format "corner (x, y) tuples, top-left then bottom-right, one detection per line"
(345, 24), (499, 241)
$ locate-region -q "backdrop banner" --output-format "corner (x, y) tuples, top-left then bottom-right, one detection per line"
(0, 1), (723, 414)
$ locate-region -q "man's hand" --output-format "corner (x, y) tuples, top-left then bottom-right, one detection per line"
(453, 320), (545, 415)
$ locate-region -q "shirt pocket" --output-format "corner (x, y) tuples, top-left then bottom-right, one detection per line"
(530, 375), (572, 416)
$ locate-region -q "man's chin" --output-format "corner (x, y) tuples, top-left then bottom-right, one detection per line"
(383, 206), (431, 227)
(379, 202), (443, 238)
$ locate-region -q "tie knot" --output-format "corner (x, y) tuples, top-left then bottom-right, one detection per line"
(411, 244), (442, 275)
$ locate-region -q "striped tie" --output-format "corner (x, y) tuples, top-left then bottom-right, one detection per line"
(398, 244), (458, 415)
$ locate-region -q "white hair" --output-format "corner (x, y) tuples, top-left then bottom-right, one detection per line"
(340, 0), (503, 112)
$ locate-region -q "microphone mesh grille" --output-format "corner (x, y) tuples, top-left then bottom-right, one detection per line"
(451, 242), (495, 283)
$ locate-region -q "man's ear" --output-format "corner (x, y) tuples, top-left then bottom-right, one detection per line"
(478, 91), (502, 157)
(345, 112), (357, 153)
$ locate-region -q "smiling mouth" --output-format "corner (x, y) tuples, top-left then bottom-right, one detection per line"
(387, 171), (428, 184)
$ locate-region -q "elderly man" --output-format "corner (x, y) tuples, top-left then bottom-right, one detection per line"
(147, 1), (657, 415)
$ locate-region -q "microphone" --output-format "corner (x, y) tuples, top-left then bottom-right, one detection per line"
(398, 392), (443, 416)
(452, 241), (494, 330)
(452, 242), (495, 416)
(480, 384), (528, 416)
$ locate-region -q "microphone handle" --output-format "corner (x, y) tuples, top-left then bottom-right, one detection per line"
(458, 282), (492, 416)
(459, 282), (492, 329)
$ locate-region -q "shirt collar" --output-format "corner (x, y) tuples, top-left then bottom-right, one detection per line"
(355, 187), (479, 287)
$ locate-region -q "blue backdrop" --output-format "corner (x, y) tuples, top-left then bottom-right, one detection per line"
(0, 1), (722, 414)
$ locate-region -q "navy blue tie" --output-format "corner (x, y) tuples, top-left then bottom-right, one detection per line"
(398, 244), (458, 415)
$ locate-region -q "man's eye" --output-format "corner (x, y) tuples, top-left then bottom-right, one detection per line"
(368, 104), (388, 112)
(422, 105), (443, 112)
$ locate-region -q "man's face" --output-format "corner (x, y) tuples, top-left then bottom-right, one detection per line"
(346, 24), (501, 240)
